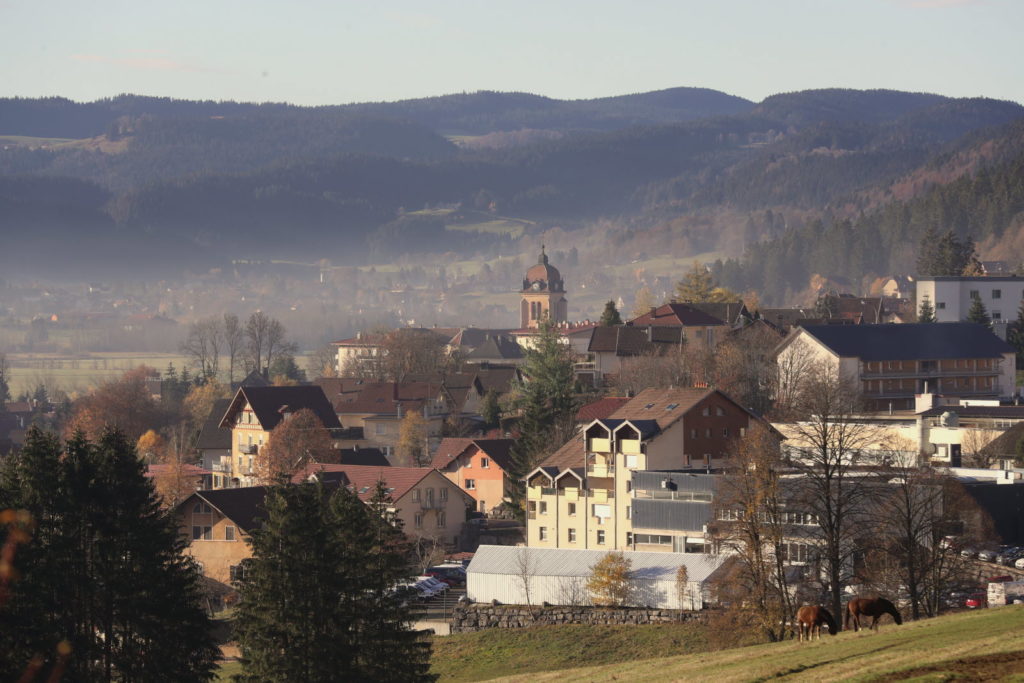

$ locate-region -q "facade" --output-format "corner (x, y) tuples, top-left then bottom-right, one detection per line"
(331, 381), (450, 457)
(520, 247), (568, 329)
(466, 544), (725, 609)
(917, 276), (1024, 330)
(775, 323), (1017, 412)
(431, 438), (516, 514)
(525, 387), (778, 552)
(219, 385), (343, 487)
(196, 398), (233, 489)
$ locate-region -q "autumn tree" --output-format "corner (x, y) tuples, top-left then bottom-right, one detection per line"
(66, 366), (164, 442)
(182, 381), (230, 433)
(480, 389), (502, 431)
(308, 342), (339, 379)
(675, 261), (714, 303)
(136, 429), (167, 462)
(396, 409), (429, 467)
(787, 364), (880, 622)
(713, 324), (781, 416)
(255, 409), (335, 484)
(712, 423), (796, 641)
(631, 286), (657, 319)
(587, 552), (633, 607)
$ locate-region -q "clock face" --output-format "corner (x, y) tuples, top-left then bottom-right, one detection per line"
(532, 282), (542, 291)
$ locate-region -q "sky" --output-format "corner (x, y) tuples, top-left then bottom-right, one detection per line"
(2, 0), (1022, 106)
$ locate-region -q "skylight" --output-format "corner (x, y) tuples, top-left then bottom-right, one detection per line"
(644, 403), (655, 410)
(666, 403), (679, 411)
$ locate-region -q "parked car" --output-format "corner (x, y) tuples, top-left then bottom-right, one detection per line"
(961, 547), (979, 559)
(978, 549), (999, 562)
(417, 576), (449, 595)
(1015, 557), (1024, 570)
(965, 592), (987, 609)
(998, 549), (1024, 566)
(427, 565), (467, 587)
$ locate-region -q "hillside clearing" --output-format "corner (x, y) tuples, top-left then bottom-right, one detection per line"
(487, 607), (1024, 682)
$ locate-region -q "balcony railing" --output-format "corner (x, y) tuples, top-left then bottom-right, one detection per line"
(587, 463), (614, 477)
(527, 487), (543, 500)
(861, 367), (998, 379)
(589, 438), (611, 453)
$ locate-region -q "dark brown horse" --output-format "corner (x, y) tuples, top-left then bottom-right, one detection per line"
(845, 597), (903, 632)
(795, 605), (838, 641)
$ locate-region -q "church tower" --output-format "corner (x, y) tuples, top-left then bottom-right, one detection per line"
(520, 246), (568, 328)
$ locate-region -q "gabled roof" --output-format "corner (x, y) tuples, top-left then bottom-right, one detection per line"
(332, 381), (444, 416)
(292, 464), (472, 504)
(431, 437), (516, 471)
(230, 369), (270, 391)
(587, 326), (685, 356)
(626, 303), (727, 328)
(465, 335), (524, 361)
(334, 446), (390, 467)
(688, 302), (749, 326)
(196, 398), (233, 451)
(576, 397), (631, 423)
(796, 323), (1014, 361)
(977, 423), (1024, 457)
(220, 385), (343, 431)
(449, 328), (516, 348)
(188, 487), (271, 534)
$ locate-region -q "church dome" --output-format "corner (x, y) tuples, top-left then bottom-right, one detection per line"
(523, 246), (563, 292)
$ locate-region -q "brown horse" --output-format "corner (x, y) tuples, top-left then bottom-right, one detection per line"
(795, 605), (838, 641)
(845, 597), (903, 632)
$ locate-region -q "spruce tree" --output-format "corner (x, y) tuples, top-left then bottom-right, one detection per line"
(509, 321), (578, 509)
(234, 481), (433, 682)
(1007, 300), (1024, 368)
(918, 295), (936, 323)
(0, 426), (218, 681)
(480, 389), (501, 430)
(598, 300), (623, 326)
(967, 296), (992, 329)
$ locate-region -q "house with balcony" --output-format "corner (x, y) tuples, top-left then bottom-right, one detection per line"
(775, 323), (1017, 412)
(431, 437), (516, 514)
(219, 385), (343, 487)
(524, 387), (779, 552)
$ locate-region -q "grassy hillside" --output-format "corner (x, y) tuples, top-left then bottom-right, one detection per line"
(484, 606), (1024, 682)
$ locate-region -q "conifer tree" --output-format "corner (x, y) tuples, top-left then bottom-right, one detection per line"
(1007, 300), (1024, 368)
(509, 321), (577, 509)
(674, 260), (714, 303)
(598, 300), (623, 326)
(0, 426), (217, 681)
(234, 481), (433, 682)
(480, 389), (501, 430)
(967, 296), (992, 329)
(918, 295), (936, 323)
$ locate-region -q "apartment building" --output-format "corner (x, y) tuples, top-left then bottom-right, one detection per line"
(775, 323), (1017, 412)
(524, 387), (778, 551)
(917, 275), (1024, 328)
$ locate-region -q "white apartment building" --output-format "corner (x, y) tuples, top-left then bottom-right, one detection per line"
(916, 276), (1024, 335)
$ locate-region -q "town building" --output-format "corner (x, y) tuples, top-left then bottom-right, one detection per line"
(431, 438), (517, 514)
(524, 387), (779, 552)
(916, 275), (1024, 335)
(775, 323), (1017, 412)
(218, 385), (343, 487)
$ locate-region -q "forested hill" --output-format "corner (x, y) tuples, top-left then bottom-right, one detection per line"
(0, 87), (754, 140)
(2, 87), (1024, 291)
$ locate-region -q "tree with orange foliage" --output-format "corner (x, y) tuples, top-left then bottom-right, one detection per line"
(255, 408), (334, 484)
(66, 366), (164, 442)
(136, 429), (167, 463)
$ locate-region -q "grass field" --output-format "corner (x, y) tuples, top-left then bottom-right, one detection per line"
(4, 352), (193, 397)
(481, 606), (1024, 682)
(430, 622), (734, 682)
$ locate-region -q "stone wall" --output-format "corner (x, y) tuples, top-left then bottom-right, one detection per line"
(450, 602), (706, 632)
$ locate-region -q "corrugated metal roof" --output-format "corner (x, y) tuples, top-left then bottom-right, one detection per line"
(468, 545), (725, 582)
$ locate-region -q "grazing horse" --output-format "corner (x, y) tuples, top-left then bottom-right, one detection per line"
(845, 597), (903, 632)
(795, 605), (838, 641)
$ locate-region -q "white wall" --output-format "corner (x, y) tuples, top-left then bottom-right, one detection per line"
(466, 572), (707, 610)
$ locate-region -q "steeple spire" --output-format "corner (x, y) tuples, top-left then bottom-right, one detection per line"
(539, 244), (548, 265)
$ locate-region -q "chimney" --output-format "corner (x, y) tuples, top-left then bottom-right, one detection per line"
(650, 307), (657, 318)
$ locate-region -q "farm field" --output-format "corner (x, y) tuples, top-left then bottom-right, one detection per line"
(486, 606), (1024, 682)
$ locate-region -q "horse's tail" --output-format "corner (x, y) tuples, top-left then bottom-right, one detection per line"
(822, 608), (838, 636)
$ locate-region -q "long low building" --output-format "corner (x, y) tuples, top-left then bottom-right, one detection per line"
(466, 544), (725, 610)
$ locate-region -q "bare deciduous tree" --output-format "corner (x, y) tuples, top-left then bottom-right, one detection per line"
(181, 316), (224, 381)
(515, 547), (536, 606)
(222, 314), (244, 384)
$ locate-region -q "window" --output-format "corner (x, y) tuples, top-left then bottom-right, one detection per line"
(192, 526), (202, 540)
(691, 429), (698, 439)
(193, 502), (202, 513)
(715, 407), (725, 416)
(937, 302), (946, 309)
(480, 457), (489, 468)
(993, 289), (1002, 299)
(970, 290), (980, 300)
(411, 489), (421, 502)
(597, 530), (606, 545)
(464, 458), (472, 468)
(705, 428), (712, 438)
(539, 526), (548, 541)
(225, 526), (236, 541)
(592, 504), (611, 518)
(438, 512), (446, 529)
(414, 513), (423, 529)
(465, 479), (476, 490)
(625, 454), (638, 469)
(539, 501), (548, 514)
(425, 488), (434, 504)
(568, 502), (577, 516)
(568, 528), (577, 543)
(626, 532), (633, 546)
(375, 423), (387, 435)
(626, 505), (631, 520)
(439, 488), (448, 502)
(993, 311), (1002, 320)
(740, 427), (746, 437)
(701, 406), (710, 416)
(229, 564), (245, 582)
(722, 428), (730, 437)
(202, 526), (212, 540)
(634, 534), (673, 545)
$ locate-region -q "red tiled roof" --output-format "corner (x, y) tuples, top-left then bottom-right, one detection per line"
(291, 464), (435, 502)
(430, 438), (516, 471)
(576, 397), (631, 423)
(627, 303), (726, 327)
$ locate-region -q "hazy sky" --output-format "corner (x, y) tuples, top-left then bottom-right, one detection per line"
(2, 0), (1021, 106)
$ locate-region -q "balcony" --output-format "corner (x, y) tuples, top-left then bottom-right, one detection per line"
(527, 487), (543, 500)
(590, 488), (612, 503)
(589, 438), (611, 453)
(211, 462), (231, 473)
(420, 498), (444, 510)
(563, 488), (579, 501)
(860, 365), (998, 380)
(587, 463), (614, 477)
(620, 439), (641, 455)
